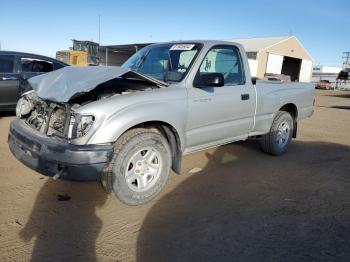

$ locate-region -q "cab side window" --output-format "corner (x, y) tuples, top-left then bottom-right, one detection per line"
(0, 55), (15, 73)
(199, 46), (245, 85)
(21, 57), (54, 73)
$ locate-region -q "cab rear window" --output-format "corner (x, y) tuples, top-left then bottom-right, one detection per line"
(0, 55), (15, 73)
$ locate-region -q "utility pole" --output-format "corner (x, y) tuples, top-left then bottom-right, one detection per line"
(98, 15), (101, 66)
(98, 15), (101, 45)
(342, 51), (350, 69)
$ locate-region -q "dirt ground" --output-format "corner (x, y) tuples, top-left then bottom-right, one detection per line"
(0, 90), (349, 262)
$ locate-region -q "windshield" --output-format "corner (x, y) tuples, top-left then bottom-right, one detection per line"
(122, 43), (201, 82)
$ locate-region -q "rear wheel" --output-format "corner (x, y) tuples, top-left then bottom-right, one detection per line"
(101, 128), (171, 205)
(260, 111), (294, 155)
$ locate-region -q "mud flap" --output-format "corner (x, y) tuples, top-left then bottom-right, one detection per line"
(293, 122), (297, 138)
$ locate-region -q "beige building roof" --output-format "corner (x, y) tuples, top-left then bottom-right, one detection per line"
(226, 35), (313, 61)
(226, 36), (292, 52)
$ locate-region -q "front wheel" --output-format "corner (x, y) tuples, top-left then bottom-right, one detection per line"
(260, 111), (294, 156)
(101, 128), (171, 205)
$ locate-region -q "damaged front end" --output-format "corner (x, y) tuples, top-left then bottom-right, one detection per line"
(15, 66), (165, 141)
(9, 66), (165, 181)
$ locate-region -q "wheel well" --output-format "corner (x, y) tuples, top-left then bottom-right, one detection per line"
(125, 121), (182, 175)
(279, 103), (298, 138)
(279, 103), (298, 120)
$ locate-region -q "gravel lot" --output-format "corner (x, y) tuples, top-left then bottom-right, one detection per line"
(0, 90), (349, 262)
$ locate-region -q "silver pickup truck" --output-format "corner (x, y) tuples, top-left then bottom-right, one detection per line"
(8, 41), (314, 205)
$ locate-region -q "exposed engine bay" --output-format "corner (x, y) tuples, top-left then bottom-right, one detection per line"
(18, 92), (69, 137)
(17, 77), (157, 139)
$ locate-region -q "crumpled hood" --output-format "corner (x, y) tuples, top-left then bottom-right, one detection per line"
(28, 66), (166, 103)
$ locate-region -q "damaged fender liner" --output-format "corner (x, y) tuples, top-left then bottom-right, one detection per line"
(8, 119), (114, 181)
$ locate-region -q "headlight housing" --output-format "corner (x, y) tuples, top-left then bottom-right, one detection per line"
(69, 114), (95, 139)
(16, 97), (34, 118)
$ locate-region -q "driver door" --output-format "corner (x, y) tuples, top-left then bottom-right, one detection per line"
(185, 45), (255, 151)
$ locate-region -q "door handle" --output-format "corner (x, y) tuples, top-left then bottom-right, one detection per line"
(241, 94), (250, 100)
(2, 77), (17, 80)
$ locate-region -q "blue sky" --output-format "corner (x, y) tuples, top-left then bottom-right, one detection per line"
(1, 0), (349, 66)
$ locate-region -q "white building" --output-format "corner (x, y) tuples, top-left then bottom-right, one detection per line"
(227, 36), (314, 82)
(312, 66), (342, 82)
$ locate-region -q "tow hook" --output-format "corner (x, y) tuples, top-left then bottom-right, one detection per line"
(53, 164), (65, 180)
(52, 173), (60, 180)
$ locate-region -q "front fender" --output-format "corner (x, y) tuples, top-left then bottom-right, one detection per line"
(86, 100), (187, 150)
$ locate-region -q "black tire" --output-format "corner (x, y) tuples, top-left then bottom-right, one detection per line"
(260, 111), (294, 156)
(101, 127), (171, 206)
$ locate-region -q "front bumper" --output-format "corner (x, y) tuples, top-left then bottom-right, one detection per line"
(8, 119), (114, 181)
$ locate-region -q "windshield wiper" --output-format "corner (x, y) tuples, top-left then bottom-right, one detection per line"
(129, 70), (169, 87)
(135, 50), (150, 71)
(144, 74), (169, 87)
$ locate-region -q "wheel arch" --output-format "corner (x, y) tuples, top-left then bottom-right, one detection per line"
(122, 120), (183, 175)
(279, 103), (298, 138)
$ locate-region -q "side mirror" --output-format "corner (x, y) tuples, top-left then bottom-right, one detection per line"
(194, 73), (224, 88)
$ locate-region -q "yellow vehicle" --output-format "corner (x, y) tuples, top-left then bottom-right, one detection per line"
(56, 40), (100, 66)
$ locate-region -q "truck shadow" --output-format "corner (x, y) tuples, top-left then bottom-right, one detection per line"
(136, 140), (350, 262)
(19, 179), (107, 262)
